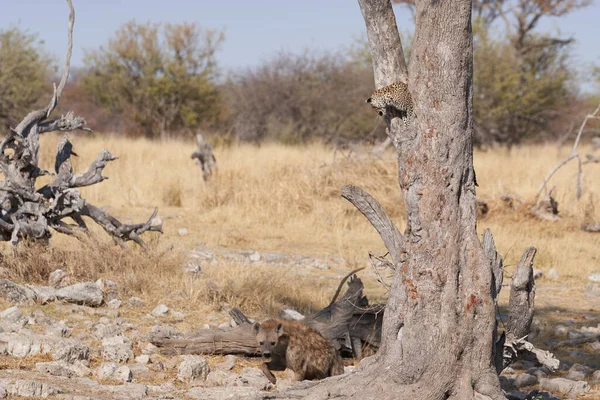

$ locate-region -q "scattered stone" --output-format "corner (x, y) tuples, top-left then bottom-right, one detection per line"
(128, 363), (155, 380)
(186, 386), (261, 400)
(566, 370), (586, 381)
(0, 332), (54, 358)
(249, 251), (261, 262)
(95, 362), (133, 382)
(142, 342), (158, 355)
(591, 370), (600, 382)
(237, 367), (273, 390)
(7, 379), (61, 398)
(48, 269), (67, 288)
(171, 311), (185, 319)
(215, 355), (237, 371)
(218, 322), (230, 329)
(177, 228), (188, 236)
(514, 373), (537, 388)
(0, 306), (28, 332)
(588, 272), (600, 282)
(96, 279), (119, 302)
(554, 325), (569, 338)
(26, 286), (57, 305)
(177, 355), (210, 382)
(533, 269), (544, 280)
(107, 299), (122, 309)
(128, 297), (144, 307)
(205, 370), (239, 386)
(92, 323), (122, 340)
(0, 279), (37, 304)
(36, 360), (78, 377)
(184, 261), (202, 276)
(136, 354), (151, 364)
(46, 321), (72, 338)
(52, 339), (90, 364)
(527, 368), (548, 381)
(101, 335), (134, 363)
(539, 377), (589, 398)
(152, 304), (169, 317)
(547, 268), (559, 281)
(56, 282), (104, 307)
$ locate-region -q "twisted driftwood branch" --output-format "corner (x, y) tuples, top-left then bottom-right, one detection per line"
(0, 0), (161, 248)
(341, 184), (404, 265)
(535, 103), (600, 203)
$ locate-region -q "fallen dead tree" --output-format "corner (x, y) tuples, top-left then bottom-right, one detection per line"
(149, 270), (384, 358)
(0, 0), (161, 248)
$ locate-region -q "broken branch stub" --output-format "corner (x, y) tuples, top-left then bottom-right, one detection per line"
(0, 0), (161, 248)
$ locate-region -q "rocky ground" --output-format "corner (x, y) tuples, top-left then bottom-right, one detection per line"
(0, 247), (598, 400)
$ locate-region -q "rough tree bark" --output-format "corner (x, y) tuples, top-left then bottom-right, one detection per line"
(0, 0), (161, 248)
(270, 1), (547, 399)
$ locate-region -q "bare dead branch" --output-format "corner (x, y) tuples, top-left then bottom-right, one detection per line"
(341, 184), (404, 265)
(535, 103), (600, 202)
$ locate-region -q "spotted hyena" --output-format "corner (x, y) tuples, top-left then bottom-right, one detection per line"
(252, 318), (345, 384)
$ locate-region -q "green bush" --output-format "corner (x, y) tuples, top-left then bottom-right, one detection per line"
(82, 21), (224, 138)
(0, 27), (55, 130)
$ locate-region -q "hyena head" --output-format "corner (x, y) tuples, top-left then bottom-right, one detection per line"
(252, 320), (284, 356)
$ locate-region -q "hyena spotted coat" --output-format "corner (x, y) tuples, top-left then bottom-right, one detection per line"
(252, 318), (345, 384)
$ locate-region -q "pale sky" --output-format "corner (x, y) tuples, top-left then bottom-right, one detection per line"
(1, 0), (599, 90)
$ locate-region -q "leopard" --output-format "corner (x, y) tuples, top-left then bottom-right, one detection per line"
(366, 81), (414, 118)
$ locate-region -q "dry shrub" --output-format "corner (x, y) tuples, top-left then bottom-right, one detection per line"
(191, 264), (331, 316)
(163, 181), (183, 207)
(0, 235), (183, 299)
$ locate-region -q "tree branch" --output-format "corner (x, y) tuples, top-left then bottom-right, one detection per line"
(358, 0), (408, 87)
(341, 184), (404, 265)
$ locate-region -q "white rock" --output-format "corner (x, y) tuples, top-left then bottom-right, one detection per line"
(177, 228), (188, 236)
(177, 355), (210, 382)
(114, 365), (133, 382)
(107, 299), (122, 309)
(171, 311), (185, 318)
(48, 269), (67, 288)
(152, 304), (169, 317)
(215, 355), (237, 371)
(249, 251), (261, 262)
(95, 362), (118, 379)
(0, 279), (37, 304)
(547, 268), (560, 281)
(0, 306), (28, 332)
(96, 278), (119, 302)
(136, 354), (151, 364)
(128, 297), (144, 307)
(539, 377), (589, 397)
(101, 335), (134, 363)
(52, 339), (90, 363)
(588, 272), (600, 282)
(7, 379), (61, 398)
(56, 282), (103, 307)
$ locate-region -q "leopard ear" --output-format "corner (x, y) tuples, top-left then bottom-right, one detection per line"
(366, 98), (372, 103)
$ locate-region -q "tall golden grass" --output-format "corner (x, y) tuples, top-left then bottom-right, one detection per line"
(1, 133), (598, 318)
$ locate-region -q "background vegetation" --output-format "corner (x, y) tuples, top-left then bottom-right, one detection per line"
(1, 2), (599, 146)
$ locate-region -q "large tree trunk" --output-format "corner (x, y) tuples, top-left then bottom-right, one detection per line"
(275, 1), (506, 399)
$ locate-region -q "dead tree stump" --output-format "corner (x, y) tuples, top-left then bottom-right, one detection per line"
(191, 133), (216, 181)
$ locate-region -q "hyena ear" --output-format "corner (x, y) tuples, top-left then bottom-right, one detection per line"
(252, 322), (260, 335)
(275, 323), (284, 337)
(366, 98), (372, 103)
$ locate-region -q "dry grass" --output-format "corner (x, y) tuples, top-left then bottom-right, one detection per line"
(1, 133), (599, 318)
